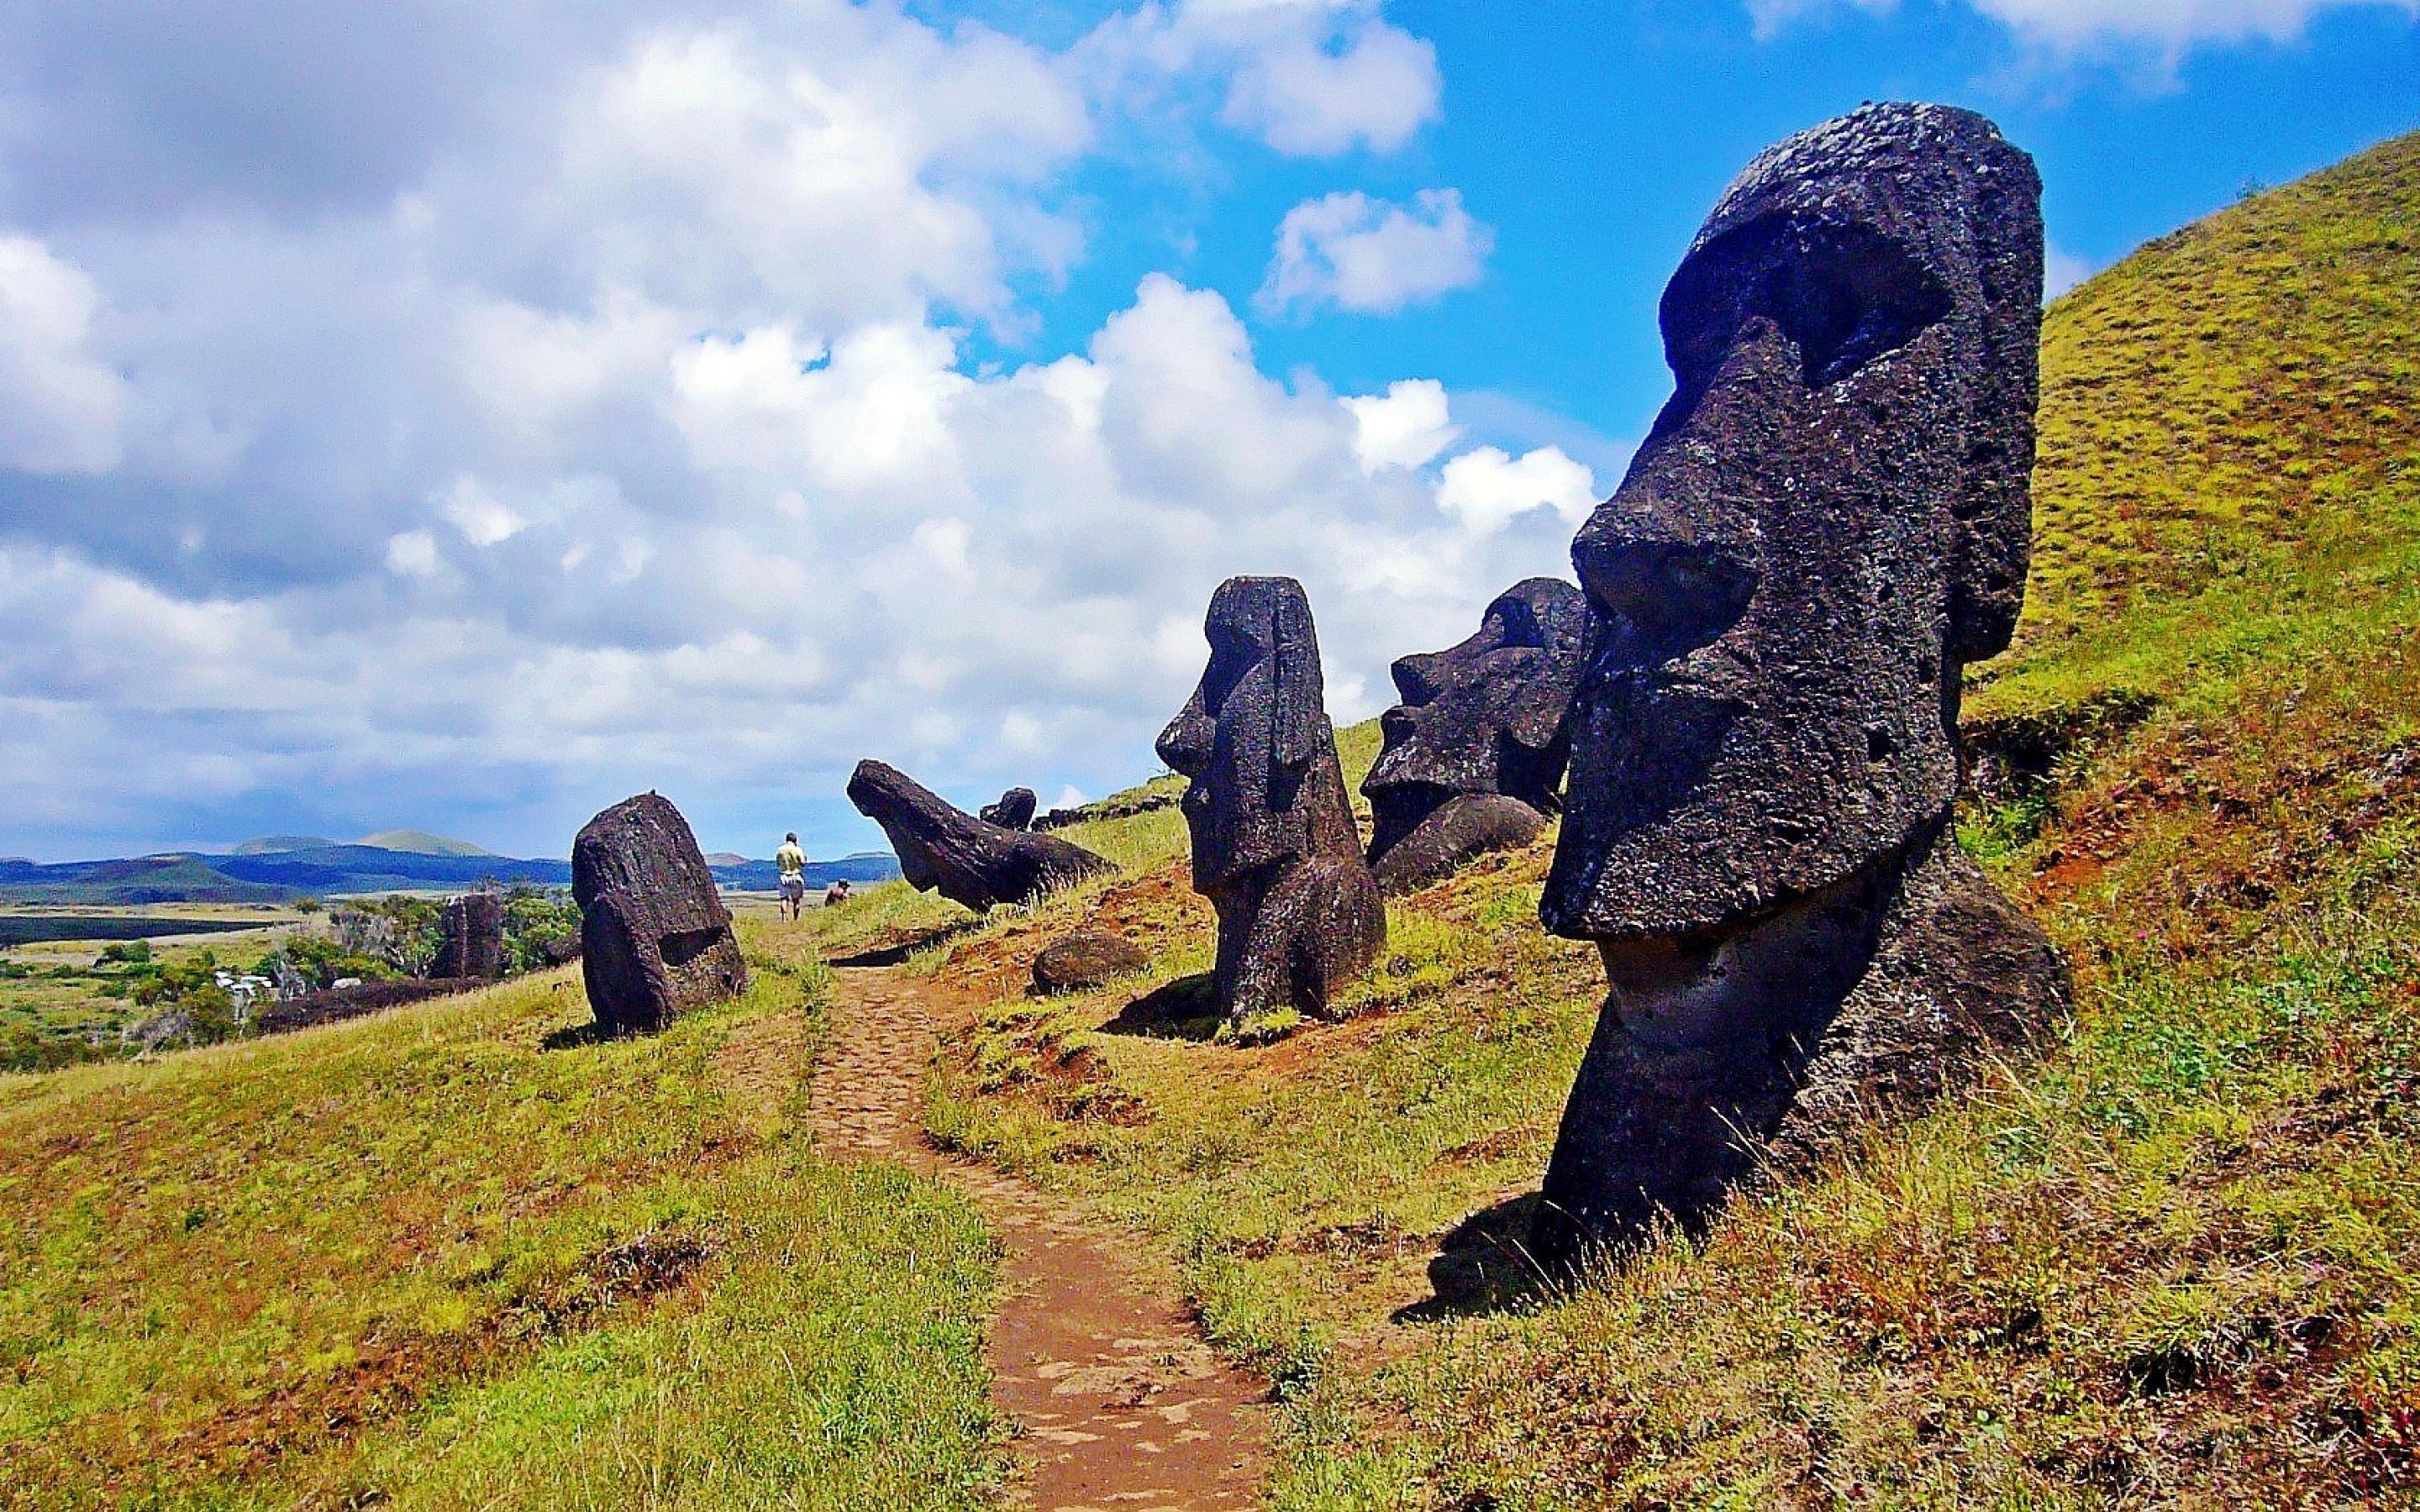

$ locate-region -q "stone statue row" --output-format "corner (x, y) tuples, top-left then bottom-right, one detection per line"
(567, 102), (2073, 1263)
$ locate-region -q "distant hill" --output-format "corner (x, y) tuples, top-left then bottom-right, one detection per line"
(0, 840), (900, 903)
(355, 829), (494, 857)
(231, 835), (339, 855)
(703, 852), (751, 867)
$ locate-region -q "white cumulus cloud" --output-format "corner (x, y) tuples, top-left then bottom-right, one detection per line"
(1342, 379), (1460, 473)
(1260, 188), (1494, 316)
(1435, 446), (1600, 535)
(0, 234), (126, 475)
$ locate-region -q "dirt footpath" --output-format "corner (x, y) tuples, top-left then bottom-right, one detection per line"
(811, 962), (1270, 1512)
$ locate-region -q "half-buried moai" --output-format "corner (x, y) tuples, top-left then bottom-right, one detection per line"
(1534, 103), (2070, 1264)
(847, 761), (1111, 913)
(1158, 576), (1386, 1028)
(1363, 577), (1591, 894)
(434, 891), (505, 979)
(573, 792), (749, 1037)
(978, 787), (1039, 832)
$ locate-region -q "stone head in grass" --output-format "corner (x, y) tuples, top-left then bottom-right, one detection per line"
(1534, 103), (2071, 1263)
(846, 759), (1111, 913)
(573, 791), (748, 1037)
(1158, 576), (1385, 1028)
(1363, 576), (1590, 894)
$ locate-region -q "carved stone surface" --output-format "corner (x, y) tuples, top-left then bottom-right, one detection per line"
(572, 792), (749, 1037)
(1157, 576), (1385, 1026)
(434, 892), (504, 979)
(1364, 577), (1590, 893)
(979, 787), (1039, 832)
(1535, 103), (2069, 1263)
(1032, 931), (1150, 995)
(847, 760), (1111, 912)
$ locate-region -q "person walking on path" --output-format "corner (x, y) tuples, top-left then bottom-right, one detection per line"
(776, 832), (808, 920)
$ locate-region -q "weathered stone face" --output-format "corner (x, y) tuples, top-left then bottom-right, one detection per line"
(1365, 577), (1589, 892)
(979, 787), (1039, 832)
(1532, 104), (2065, 1263)
(846, 760), (1111, 913)
(1543, 102), (2045, 942)
(434, 892), (505, 979)
(572, 792), (748, 1037)
(1158, 577), (1384, 1023)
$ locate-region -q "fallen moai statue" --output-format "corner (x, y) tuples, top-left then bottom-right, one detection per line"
(573, 792), (749, 1037)
(1158, 576), (1385, 1027)
(1364, 577), (1591, 894)
(434, 892), (505, 979)
(1534, 102), (2070, 1265)
(847, 760), (1112, 912)
(979, 787), (1039, 832)
(1032, 931), (1150, 995)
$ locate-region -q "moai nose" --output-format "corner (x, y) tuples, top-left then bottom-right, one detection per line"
(1571, 490), (1761, 669)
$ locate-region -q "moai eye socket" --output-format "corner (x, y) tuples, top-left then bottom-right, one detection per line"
(1760, 222), (1952, 386)
(1661, 216), (1952, 391)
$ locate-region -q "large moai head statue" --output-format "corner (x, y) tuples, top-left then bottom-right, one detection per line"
(847, 760), (1111, 913)
(1543, 102), (2044, 942)
(573, 792), (749, 1037)
(1158, 576), (1384, 1024)
(1364, 577), (1590, 892)
(1157, 576), (1359, 890)
(1531, 104), (2064, 1263)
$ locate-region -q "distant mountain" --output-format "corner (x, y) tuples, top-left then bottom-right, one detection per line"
(703, 852), (751, 867)
(232, 835), (339, 855)
(356, 829), (494, 857)
(0, 841), (899, 903)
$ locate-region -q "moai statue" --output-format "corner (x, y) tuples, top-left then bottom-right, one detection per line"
(847, 761), (1110, 912)
(573, 792), (749, 1037)
(1363, 577), (1591, 894)
(434, 892), (505, 979)
(1534, 104), (2070, 1263)
(978, 787), (1039, 832)
(1157, 577), (1386, 1026)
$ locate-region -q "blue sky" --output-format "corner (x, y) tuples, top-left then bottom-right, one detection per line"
(0, 0), (2412, 864)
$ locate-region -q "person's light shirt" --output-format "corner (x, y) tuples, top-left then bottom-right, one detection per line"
(775, 842), (806, 878)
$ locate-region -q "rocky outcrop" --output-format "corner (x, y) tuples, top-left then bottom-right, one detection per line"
(1158, 576), (1385, 1027)
(847, 761), (1112, 913)
(572, 793), (748, 1037)
(434, 892), (504, 979)
(1364, 577), (1590, 893)
(1031, 931), (1150, 995)
(1534, 103), (2070, 1264)
(979, 787), (1039, 832)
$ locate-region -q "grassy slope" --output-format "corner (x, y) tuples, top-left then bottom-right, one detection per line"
(0, 925), (1002, 1509)
(797, 132), (2420, 1506)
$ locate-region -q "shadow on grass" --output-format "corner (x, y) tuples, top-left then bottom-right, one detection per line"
(539, 1021), (602, 1052)
(1099, 974), (1223, 1042)
(1392, 1192), (1559, 1324)
(827, 918), (985, 969)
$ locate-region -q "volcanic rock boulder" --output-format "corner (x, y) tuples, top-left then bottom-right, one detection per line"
(1364, 577), (1591, 894)
(1534, 103), (2070, 1264)
(1158, 577), (1385, 1027)
(1032, 931), (1150, 995)
(434, 892), (505, 979)
(572, 792), (749, 1037)
(979, 787), (1039, 832)
(847, 761), (1111, 913)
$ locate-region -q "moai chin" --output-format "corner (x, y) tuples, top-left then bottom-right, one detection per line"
(1157, 576), (1386, 1027)
(1363, 577), (1591, 895)
(1534, 103), (2070, 1264)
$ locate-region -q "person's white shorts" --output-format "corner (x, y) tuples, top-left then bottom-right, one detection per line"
(779, 875), (806, 901)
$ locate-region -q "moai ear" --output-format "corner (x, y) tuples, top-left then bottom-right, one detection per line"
(1270, 582), (1327, 773)
(1947, 132), (2044, 665)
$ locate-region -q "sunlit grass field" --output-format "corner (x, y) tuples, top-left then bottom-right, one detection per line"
(0, 928), (1002, 1509)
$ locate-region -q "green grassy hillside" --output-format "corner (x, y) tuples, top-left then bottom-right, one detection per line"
(0, 933), (1002, 1509)
(793, 130), (2420, 1507)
